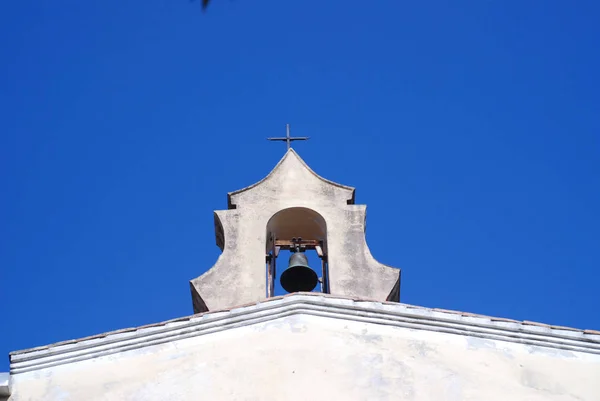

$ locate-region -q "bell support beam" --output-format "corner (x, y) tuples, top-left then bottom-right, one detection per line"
(274, 239), (321, 250)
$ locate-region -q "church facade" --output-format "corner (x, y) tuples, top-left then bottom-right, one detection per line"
(3, 149), (599, 400)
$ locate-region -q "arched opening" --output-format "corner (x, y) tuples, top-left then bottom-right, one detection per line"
(265, 207), (329, 297)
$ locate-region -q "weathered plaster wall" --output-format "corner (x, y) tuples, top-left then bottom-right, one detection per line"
(9, 313), (600, 401)
(190, 150), (400, 312)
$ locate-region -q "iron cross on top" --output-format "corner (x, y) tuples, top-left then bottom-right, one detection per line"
(267, 124), (310, 150)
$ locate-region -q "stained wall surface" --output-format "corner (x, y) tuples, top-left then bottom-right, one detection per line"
(8, 313), (600, 401)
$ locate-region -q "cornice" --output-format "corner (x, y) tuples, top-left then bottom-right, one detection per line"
(10, 294), (600, 374)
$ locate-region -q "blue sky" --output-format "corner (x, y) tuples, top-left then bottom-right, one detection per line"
(1, 0), (599, 370)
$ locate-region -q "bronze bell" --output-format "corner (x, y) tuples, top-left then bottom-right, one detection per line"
(280, 251), (318, 293)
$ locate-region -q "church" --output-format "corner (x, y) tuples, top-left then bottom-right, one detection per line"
(2, 136), (599, 400)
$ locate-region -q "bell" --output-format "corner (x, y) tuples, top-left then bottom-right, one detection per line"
(280, 251), (318, 293)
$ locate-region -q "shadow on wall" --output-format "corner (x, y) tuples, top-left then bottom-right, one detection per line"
(266, 207), (329, 297)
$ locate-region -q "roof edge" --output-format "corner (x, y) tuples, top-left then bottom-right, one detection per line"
(9, 293), (600, 374)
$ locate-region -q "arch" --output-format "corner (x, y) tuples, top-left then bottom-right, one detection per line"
(265, 207), (330, 296)
(266, 207), (327, 251)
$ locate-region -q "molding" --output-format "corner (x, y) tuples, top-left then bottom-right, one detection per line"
(10, 295), (600, 374)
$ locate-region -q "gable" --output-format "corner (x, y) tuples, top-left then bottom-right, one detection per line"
(9, 295), (600, 401)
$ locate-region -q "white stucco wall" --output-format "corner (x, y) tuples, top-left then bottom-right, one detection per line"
(8, 306), (600, 401)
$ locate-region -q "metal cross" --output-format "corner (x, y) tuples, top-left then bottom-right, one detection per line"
(267, 124), (310, 150)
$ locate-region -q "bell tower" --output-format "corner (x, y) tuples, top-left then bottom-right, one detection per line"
(190, 146), (401, 313)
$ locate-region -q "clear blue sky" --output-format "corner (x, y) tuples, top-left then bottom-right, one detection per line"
(1, 1), (599, 370)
